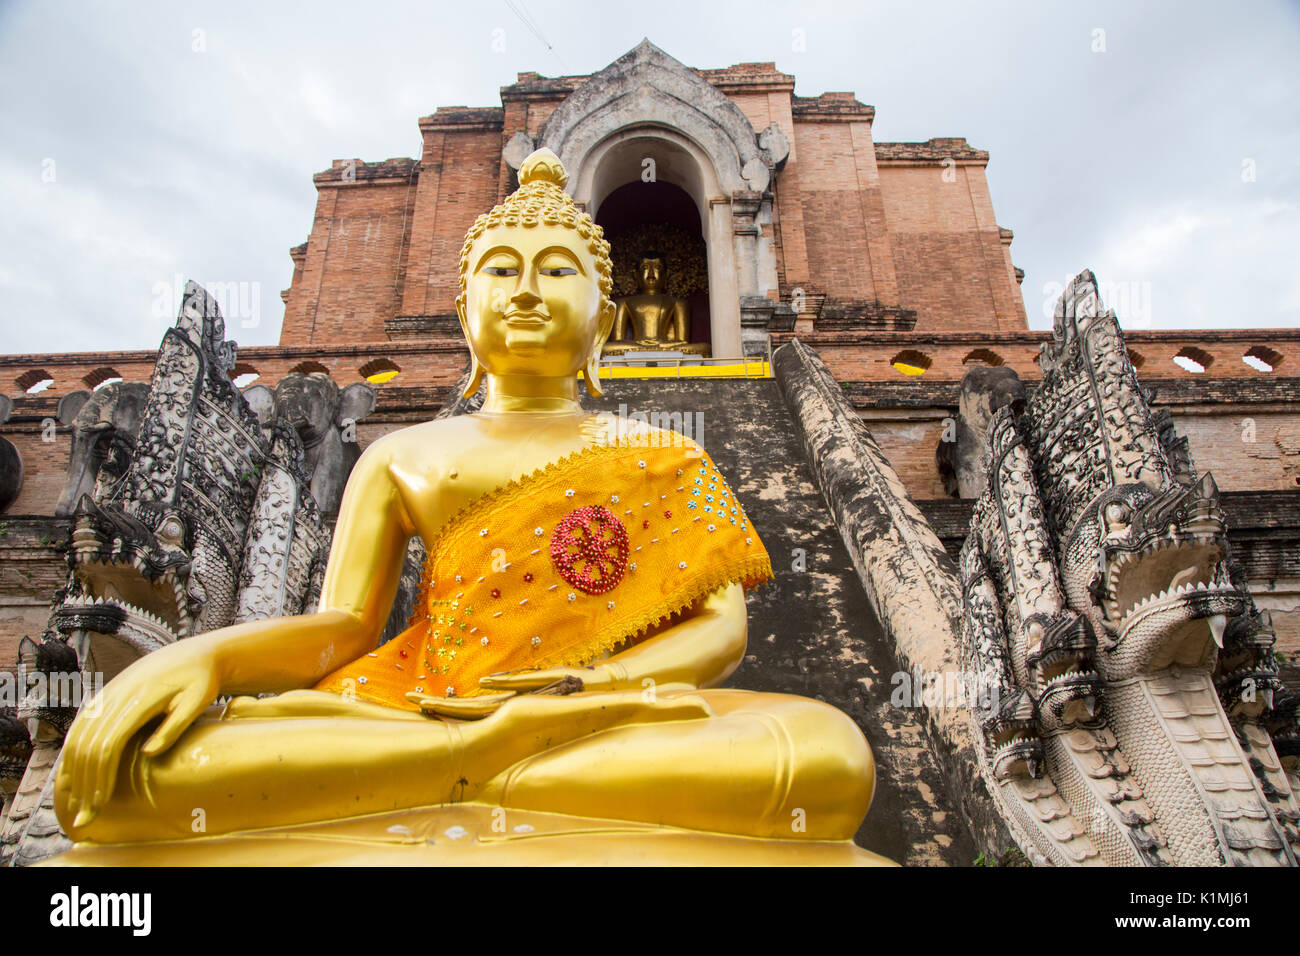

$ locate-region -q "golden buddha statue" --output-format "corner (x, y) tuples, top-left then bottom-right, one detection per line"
(50, 149), (888, 865)
(605, 253), (710, 357)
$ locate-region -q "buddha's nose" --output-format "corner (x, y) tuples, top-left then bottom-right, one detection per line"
(513, 271), (543, 305)
(511, 288), (542, 311)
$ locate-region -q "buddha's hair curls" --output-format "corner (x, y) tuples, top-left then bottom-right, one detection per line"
(457, 148), (613, 307)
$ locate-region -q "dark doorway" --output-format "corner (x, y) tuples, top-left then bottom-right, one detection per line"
(596, 180), (711, 349)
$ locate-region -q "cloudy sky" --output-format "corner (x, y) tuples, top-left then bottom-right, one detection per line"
(1, 0), (1297, 355)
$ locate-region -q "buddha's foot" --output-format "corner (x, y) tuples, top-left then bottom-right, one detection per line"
(475, 689), (711, 763)
(493, 688), (711, 732)
(460, 690), (713, 805)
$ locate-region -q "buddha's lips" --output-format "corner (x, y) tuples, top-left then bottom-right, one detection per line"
(505, 311), (548, 326)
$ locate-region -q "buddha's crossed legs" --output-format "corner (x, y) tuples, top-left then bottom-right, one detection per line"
(60, 689), (873, 845)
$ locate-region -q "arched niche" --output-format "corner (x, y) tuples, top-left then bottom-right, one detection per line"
(536, 40), (771, 196)
(596, 178), (712, 352)
(508, 41), (787, 359)
(576, 130), (741, 356)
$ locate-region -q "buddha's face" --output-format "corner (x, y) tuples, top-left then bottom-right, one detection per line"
(459, 224), (613, 378)
(637, 257), (664, 294)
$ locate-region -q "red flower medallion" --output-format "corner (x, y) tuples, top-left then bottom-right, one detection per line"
(550, 505), (630, 595)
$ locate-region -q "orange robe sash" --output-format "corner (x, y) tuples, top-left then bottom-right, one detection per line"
(314, 439), (773, 710)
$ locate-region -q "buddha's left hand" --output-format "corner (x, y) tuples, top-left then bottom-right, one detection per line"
(480, 664), (697, 699)
(408, 666), (616, 720)
(479, 664), (618, 694)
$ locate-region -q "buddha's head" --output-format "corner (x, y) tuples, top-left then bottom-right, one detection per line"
(457, 148), (615, 398)
(636, 253), (665, 295)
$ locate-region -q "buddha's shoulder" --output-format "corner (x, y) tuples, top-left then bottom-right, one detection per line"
(354, 417), (478, 467)
(594, 414), (707, 458)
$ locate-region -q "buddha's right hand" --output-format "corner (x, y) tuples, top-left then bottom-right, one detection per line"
(56, 639), (222, 830)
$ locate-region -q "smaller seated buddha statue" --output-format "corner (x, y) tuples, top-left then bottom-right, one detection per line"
(605, 254), (709, 357)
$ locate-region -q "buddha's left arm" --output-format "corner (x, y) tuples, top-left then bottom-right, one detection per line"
(672, 300), (689, 342)
(602, 582), (746, 690)
(613, 301), (629, 342)
(478, 582), (747, 695)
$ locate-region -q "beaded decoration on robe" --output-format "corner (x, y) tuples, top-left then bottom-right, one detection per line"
(314, 437), (772, 710)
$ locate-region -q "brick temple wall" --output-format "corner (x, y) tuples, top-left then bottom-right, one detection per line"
(273, 56), (1030, 348)
(10, 326), (1290, 414)
(785, 118), (892, 306)
(398, 117), (507, 321)
(6, 332), (1300, 516)
(0, 517), (68, 666)
(278, 165), (420, 345)
(864, 406), (1300, 499)
(875, 159), (1026, 331)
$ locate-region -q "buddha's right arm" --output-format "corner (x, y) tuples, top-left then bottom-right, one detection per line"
(211, 441), (415, 693)
(86, 445), (405, 729)
(57, 443), (417, 826)
(210, 442), (414, 694)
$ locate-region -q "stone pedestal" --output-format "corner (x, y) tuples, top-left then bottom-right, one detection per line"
(601, 346), (709, 367)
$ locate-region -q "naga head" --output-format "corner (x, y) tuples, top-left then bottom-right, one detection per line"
(981, 690), (1043, 781)
(1065, 473), (1245, 678)
(1215, 610), (1282, 719)
(68, 496), (195, 638)
(1214, 560), (1282, 720)
(16, 634), (82, 735)
(1025, 612), (1101, 730)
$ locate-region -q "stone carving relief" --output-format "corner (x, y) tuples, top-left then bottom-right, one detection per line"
(936, 365), (1026, 499)
(54, 382), (151, 517)
(520, 40), (781, 194)
(232, 416), (329, 625)
(268, 372), (376, 517)
(0, 281), (333, 866)
(959, 270), (1299, 866)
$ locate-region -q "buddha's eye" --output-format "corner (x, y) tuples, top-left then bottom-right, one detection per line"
(540, 267), (577, 277)
(483, 266), (518, 277)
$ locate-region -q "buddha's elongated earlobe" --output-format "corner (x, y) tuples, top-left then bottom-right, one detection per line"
(463, 355), (486, 399)
(584, 350), (604, 398)
(584, 300), (615, 397)
(456, 293), (485, 398)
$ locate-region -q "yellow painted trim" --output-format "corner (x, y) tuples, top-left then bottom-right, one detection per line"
(584, 361), (771, 380)
(891, 362), (926, 377)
